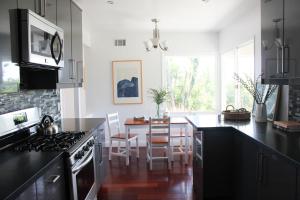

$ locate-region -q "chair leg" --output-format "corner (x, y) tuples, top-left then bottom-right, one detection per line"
(149, 145), (153, 170)
(168, 147), (172, 170)
(126, 141), (129, 166)
(136, 137), (139, 159)
(117, 141), (121, 153)
(109, 139), (112, 161)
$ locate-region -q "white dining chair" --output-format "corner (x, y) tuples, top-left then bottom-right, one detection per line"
(106, 112), (139, 166)
(146, 117), (172, 170)
(170, 128), (192, 161)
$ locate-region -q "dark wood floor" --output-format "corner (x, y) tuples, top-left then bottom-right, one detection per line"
(98, 148), (194, 200)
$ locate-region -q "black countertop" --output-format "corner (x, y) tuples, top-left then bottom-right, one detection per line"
(0, 118), (106, 200)
(186, 114), (300, 166)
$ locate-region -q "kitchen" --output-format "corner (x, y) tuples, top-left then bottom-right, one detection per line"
(1, 0), (300, 200)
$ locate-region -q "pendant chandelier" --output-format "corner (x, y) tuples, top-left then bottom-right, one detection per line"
(144, 19), (168, 52)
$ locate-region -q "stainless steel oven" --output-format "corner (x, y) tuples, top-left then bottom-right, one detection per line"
(10, 9), (64, 68)
(69, 137), (96, 200)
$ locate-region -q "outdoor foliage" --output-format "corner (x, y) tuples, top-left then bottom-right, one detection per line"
(165, 56), (216, 112)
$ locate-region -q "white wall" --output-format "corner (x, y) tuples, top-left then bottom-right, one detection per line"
(219, 2), (261, 77)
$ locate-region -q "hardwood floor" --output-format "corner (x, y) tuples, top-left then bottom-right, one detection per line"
(98, 148), (194, 200)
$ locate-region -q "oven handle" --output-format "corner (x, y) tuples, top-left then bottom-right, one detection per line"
(72, 149), (94, 174)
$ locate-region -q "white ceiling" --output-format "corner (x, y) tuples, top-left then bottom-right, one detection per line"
(76, 0), (259, 32)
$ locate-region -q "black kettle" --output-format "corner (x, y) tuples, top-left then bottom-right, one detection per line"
(37, 115), (58, 135)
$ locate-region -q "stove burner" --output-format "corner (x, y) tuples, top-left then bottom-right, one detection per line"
(12, 131), (85, 152)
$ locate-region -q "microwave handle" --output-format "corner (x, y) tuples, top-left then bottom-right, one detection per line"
(50, 32), (63, 65)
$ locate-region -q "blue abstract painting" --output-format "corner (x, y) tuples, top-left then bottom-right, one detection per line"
(117, 77), (139, 97)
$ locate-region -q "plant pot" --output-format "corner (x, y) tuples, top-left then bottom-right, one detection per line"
(255, 103), (267, 123)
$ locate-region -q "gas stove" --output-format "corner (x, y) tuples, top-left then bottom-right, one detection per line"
(12, 131), (86, 152)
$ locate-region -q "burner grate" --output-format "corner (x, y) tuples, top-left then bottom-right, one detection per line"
(12, 131), (85, 152)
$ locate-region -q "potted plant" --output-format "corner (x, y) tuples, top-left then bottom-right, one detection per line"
(148, 88), (169, 118)
(234, 73), (278, 122)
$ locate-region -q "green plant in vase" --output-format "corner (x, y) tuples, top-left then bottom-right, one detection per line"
(148, 88), (169, 118)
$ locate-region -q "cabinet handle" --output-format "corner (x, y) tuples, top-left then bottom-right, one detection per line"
(47, 175), (61, 183)
(281, 45), (284, 76)
(43, 0), (46, 17)
(284, 45), (290, 74)
(257, 153), (264, 183)
(69, 59), (74, 79)
(276, 47), (280, 74)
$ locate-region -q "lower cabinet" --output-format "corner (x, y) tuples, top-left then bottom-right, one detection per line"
(258, 149), (297, 200)
(36, 158), (67, 200)
(193, 128), (299, 200)
(15, 158), (66, 200)
(15, 182), (37, 200)
(234, 134), (260, 200)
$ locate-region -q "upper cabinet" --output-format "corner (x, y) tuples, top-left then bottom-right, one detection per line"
(17, 0), (57, 24)
(0, 0), (20, 94)
(261, 0), (300, 85)
(57, 0), (83, 88)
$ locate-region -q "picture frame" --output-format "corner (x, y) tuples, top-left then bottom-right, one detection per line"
(112, 60), (143, 104)
(252, 84), (281, 121)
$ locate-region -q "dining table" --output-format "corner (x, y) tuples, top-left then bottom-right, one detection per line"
(124, 117), (190, 165)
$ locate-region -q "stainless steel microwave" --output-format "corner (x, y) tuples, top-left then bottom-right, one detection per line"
(10, 9), (64, 69)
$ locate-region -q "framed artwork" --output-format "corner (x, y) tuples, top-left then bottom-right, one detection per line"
(252, 84), (280, 121)
(112, 60), (143, 104)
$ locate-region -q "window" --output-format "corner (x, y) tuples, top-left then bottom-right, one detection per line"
(164, 55), (217, 112)
(221, 40), (255, 111)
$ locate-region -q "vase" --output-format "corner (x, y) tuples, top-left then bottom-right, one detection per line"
(156, 104), (161, 118)
(255, 103), (267, 123)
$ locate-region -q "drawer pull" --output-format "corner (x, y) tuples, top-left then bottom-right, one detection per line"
(47, 175), (61, 183)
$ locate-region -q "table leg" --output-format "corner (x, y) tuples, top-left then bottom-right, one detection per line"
(185, 125), (188, 165)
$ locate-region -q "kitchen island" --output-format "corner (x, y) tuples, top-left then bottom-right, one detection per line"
(187, 114), (300, 200)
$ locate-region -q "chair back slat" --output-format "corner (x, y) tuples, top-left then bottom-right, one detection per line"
(106, 113), (121, 138)
(149, 117), (171, 144)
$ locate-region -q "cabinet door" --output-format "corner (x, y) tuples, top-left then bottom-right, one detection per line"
(261, 0), (287, 84)
(36, 158), (66, 200)
(284, 0), (300, 81)
(0, 0), (20, 94)
(44, 0), (57, 24)
(57, 0), (74, 85)
(259, 149), (297, 200)
(18, 0), (38, 13)
(202, 128), (234, 199)
(71, 2), (83, 85)
(234, 134), (260, 200)
(15, 182), (37, 200)
(193, 131), (203, 199)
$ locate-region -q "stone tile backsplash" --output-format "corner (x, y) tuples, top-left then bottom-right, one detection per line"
(289, 85), (300, 121)
(0, 90), (61, 121)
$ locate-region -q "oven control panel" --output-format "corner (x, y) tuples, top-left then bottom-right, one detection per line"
(69, 137), (95, 166)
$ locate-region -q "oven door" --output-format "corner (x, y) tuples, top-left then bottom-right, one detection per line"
(27, 10), (64, 68)
(71, 149), (96, 200)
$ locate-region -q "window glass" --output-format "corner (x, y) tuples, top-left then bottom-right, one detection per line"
(164, 55), (217, 112)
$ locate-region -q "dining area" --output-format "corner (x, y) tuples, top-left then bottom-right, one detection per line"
(106, 113), (192, 170)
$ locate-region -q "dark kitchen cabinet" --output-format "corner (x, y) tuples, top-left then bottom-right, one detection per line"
(57, 0), (83, 87)
(193, 128), (234, 200)
(284, 0), (300, 83)
(15, 182), (37, 200)
(17, 0), (57, 24)
(71, 2), (84, 85)
(234, 134), (260, 200)
(15, 158), (66, 200)
(261, 0), (300, 84)
(261, 0), (287, 84)
(0, 0), (20, 94)
(36, 158), (67, 200)
(258, 148), (297, 200)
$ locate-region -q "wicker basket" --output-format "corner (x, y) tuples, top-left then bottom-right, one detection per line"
(222, 105), (251, 121)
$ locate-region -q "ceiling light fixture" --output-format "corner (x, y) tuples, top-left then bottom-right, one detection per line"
(144, 19), (168, 52)
(106, 0), (114, 4)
